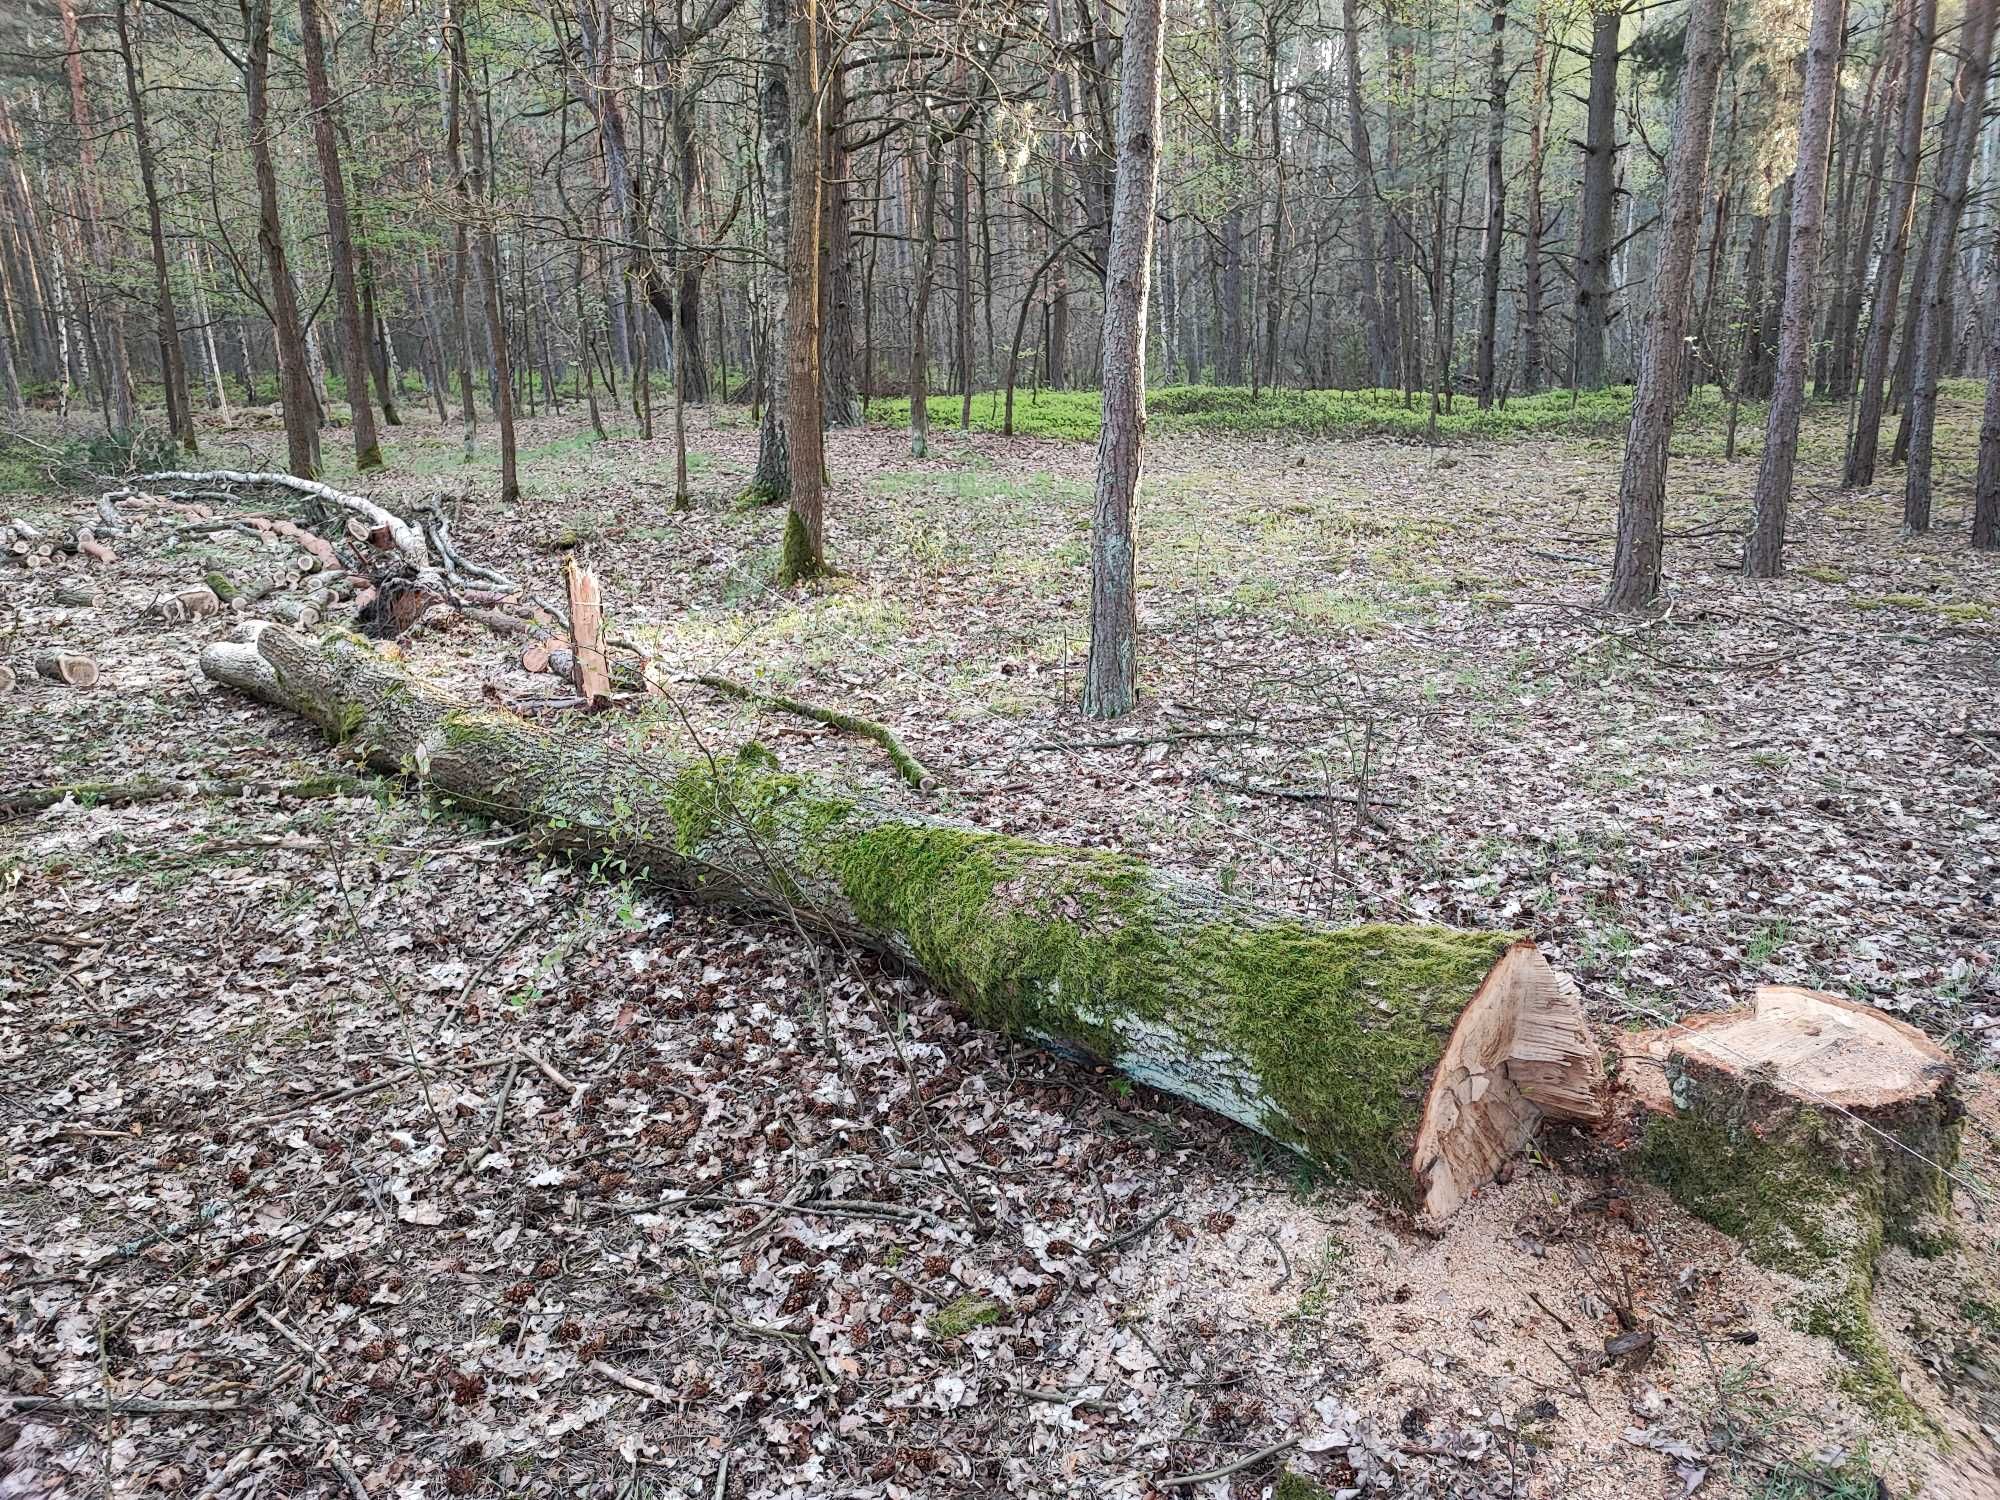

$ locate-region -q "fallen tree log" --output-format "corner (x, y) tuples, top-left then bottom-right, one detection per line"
(199, 624), (1605, 1217)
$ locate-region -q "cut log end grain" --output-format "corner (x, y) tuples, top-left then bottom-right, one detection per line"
(196, 624), (1601, 1218)
(35, 653), (99, 688)
(1411, 945), (1605, 1220)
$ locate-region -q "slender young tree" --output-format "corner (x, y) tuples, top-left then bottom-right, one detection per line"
(299, 0), (384, 469)
(1901, 0), (1995, 531)
(1474, 0), (1507, 410)
(1742, 0), (1848, 578)
(777, 0), (826, 584)
(1604, 0), (1727, 612)
(57, 0), (133, 434)
(1082, 0), (1165, 720)
(742, 0), (792, 506)
(113, 0), (195, 451)
(1974, 220), (2000, 550)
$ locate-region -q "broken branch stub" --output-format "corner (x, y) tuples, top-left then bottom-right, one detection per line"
(197, 624), (1606, 1217)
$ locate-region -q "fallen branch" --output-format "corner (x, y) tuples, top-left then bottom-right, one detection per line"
(0, 1393), (251, 1417)
(133, 470), (431, 570)
(0, 774), (370, 818)
(1158, 1436), (1299, 1490)
(695, 674), (931, 789)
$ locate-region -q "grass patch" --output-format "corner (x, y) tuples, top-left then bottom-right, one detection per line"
(870, 384), (1647, 445)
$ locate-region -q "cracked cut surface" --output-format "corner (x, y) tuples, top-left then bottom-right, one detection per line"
(1410, 944), (1606, 1220)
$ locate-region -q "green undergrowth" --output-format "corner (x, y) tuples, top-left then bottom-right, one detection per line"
(871, 383), (1649, 445)
(929, 1294), (1003, 1339)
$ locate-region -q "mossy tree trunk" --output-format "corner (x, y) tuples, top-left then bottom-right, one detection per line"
(199, 624), (1603, 1217)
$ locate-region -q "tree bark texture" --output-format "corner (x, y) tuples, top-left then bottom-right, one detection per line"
(1573, 5), (1621, 390)
(242, 0), (322, 479)
(1083, 0), (1165, 721)
(1474, 0), (1507, 409)
(1743, 0), (1848, 578)
(1901, 0), (1995, 531)
(779, 0), (827, 585)
(1604, 0), (1726, 612)
(299, 0), (384, 471)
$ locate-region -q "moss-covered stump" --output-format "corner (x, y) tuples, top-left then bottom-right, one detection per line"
(1626, 987), (1961, 1420)
(198, 624), (1605, 1217)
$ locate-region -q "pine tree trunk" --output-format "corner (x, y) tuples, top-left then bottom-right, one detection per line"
(1215, 0), (1245, 385)
(57, 0), (133, 435)
(1973, 222), (2000, 549)
(1847, 0), (1937, 486)
(1902, 0), (1996, 531)
(1083, 0), (1165, 722)
(1474, 0), (1507, 409)
(1574, 5), (1621, 389)
(1743, 0), (1848, 578)
(1605, 0), (1726, 612)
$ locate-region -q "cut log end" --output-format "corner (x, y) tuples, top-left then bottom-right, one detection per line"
(1619, 985), (1955, 1120)
(1411, 943), (1606, 1221)
(35, 652), (99, 688)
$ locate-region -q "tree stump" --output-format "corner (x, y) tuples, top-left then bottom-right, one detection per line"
(199, 624), (1608, 1217)
(1622, 986), (1960, 1417)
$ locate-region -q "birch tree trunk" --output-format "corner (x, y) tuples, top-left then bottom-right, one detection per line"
(1082, 0), (1164, 721)
(1743, 0), (1849, 578)
(743, 0), (793, 506)
(777, 0), (827, 586)
(1604, 0), (1726, 612)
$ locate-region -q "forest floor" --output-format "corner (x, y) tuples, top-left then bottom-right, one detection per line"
(3, 385), (1998, 1500)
